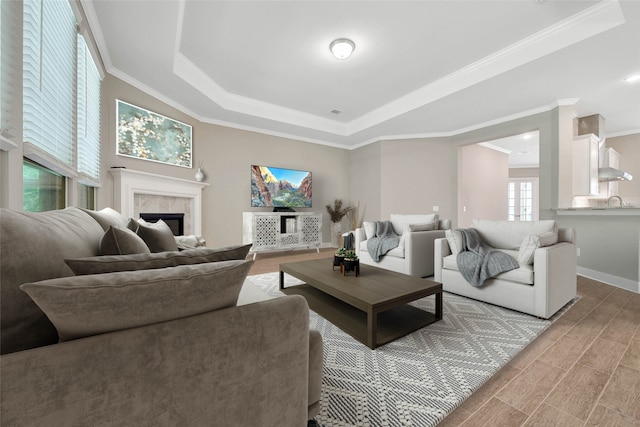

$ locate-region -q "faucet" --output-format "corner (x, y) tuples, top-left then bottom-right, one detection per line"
(607, 195), (626, 207)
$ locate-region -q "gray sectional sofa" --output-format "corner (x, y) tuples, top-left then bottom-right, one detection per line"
(0, 207), (322, 426)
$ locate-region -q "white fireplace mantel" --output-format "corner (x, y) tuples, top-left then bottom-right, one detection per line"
(109, 168), (208, 235)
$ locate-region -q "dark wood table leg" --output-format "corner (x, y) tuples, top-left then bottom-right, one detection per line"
(367, 307), (377, 349)
(436, 291), (443, 320)
(279, 270), (285, 290)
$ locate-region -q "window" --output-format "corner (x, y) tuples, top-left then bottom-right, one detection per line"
(23, 0), (77, 174)
(508, 179), (539, 221)
(21, 0), (103, 209)
(23, 159), (66, 212)
(0, 0), (20, 150)
(77, 34), (102, 184)
(77, 183), (95, 210)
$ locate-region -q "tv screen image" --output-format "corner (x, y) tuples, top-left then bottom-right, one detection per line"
(251, 165), (312, 208)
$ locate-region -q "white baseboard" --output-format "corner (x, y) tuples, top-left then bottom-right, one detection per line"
(577, 267), (640, 293)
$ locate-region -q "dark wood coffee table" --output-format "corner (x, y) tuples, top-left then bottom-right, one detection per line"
(280, 258), (442, 349)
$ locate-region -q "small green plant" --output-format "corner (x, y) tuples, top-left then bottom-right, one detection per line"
(344, 250), (358, 261)
(335, 247), (347, 256)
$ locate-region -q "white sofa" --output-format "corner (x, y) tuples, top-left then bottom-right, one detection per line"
(355, 214), (451, 277)
(434, 219), (577, 319)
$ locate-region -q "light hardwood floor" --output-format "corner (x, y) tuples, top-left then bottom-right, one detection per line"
(247, 249), (640, 426)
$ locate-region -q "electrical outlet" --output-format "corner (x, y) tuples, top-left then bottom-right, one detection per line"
(433, 206), (439, 212)
(577, 248), (581, 257)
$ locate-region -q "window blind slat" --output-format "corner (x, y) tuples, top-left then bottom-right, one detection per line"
(23, 0), (76, 167)
(77, 34), (101, 182)
(1, 0), (21, 146)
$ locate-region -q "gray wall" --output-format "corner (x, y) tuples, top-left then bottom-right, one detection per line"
(607, 133), (640, 204)
(99, 75), (351, 247)
(6, 72), (633, 291)
(350, 107), (639, 292)
(458, 143), (509, 227)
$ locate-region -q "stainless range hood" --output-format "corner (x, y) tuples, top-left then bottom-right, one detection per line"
(577, 114), (633, 182)
(598, 167), (633, 181)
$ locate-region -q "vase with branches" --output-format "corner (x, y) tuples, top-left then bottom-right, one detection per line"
(326, 198), (352, 223)
(326, 199), (352, 247)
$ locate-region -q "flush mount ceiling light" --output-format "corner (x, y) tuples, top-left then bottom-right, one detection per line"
(624, 74), (640, 83)
(330, 38), (355, 60)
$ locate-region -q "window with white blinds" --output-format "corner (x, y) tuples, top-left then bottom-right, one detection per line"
(77, 35), (101, 184)
(23, 0), (77, 176)
(0, 0), (20, 150)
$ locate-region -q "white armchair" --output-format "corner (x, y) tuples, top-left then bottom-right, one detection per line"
(355, 214), (451, 277)
(434, 219), (577, 319)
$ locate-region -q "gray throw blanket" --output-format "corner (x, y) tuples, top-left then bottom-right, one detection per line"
(456, 228), (519, 287)
(366, 221), (400, 262)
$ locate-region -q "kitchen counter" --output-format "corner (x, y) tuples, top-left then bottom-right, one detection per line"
(554, 207), (640, 216)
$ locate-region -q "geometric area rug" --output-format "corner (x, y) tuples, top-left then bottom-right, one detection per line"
(247, 272), (558, 427)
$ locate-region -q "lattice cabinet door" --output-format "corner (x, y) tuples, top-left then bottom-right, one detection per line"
(253, 215), (278, 249)
(301, 214), (322, 245)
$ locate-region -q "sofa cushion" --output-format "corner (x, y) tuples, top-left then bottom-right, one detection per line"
(21, 260), (254, 341)
(1, 208), (104, 354)
(136, 219), (179, 252)
(405, 223), (436, 232)
(100, 225), (151, 255)
(517, 231), (559, 265)
(359, 240), (405, 258)
(472, 219), (556, 250)
(390, 213), (439, 235)
(442, 253), (534, 285)
(81, 207), (129, 231)
(66, 244), (253, 275)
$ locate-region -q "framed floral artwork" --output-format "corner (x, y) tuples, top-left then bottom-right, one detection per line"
(116, 100), (192, 168)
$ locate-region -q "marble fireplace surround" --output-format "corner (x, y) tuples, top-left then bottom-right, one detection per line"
(109, 168), (208, 236)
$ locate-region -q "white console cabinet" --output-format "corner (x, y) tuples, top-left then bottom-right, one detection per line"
(243, 212), (322, 258)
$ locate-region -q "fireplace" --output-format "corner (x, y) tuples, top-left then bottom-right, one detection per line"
(140, 213), (185, 236)
(109, 168), (208, 236)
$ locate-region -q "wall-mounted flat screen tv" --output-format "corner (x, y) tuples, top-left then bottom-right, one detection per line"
(251, 165), (312, 208)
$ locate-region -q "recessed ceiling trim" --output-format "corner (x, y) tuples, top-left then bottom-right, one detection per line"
(171, 0), (624, 138)
(345, 0), (625, 135)
(173, 53), (348, 135)
(347, 99), (573, 150)
(80, 0), (633, 149)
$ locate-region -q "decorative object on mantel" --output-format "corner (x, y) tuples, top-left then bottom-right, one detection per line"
(116, 99), (192, 168)
(194, 161), (205, 182)
(326, 198), (352, 247)
(341, 249), (359, 276)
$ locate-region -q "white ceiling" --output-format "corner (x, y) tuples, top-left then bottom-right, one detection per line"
(82, 0), (640, 149)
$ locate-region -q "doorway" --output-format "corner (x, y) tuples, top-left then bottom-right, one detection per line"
(458, 131), (540, 227)
(508, 178), (539, 221)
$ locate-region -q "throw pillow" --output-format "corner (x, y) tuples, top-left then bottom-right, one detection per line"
(175, 234), (207, 250)
(517, 231), (559, 265)
(21, 259), (254, 341)
(66, 244), (253, 275)
(126, 217), (140, 233)
(100, 226), (151, 255)
(363, 221), (375, 240)
(81, 207), (129, 231)
(445, 229), (464, 255)
(136, 219), (179, 253)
